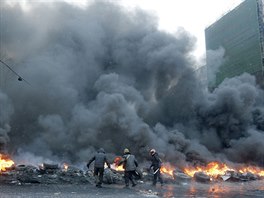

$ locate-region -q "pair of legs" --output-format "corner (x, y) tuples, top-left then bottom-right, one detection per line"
(124, 171), (137, 187)
(153, 168), (163, 186)
(94, 167), (104, 187)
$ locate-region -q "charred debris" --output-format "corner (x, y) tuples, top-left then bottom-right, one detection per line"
(0, 162), (262, 186)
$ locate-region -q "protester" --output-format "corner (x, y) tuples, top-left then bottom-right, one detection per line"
(118, 148), (138, 187)
(149, 149), (163, 186)
(87, 148), (110, 188)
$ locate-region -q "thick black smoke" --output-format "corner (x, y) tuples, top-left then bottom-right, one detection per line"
(1, 1), (264, 167)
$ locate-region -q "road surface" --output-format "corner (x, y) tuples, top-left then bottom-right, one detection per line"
(0, 180), (264, 197)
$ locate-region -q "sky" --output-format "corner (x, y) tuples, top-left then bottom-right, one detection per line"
(63, 0), (245, 63)
(5, 0), (244, 63)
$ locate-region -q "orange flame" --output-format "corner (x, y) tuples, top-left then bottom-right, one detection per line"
(110, 156), (124, 171)
(238, 166), (264, 177)
(183, 161), (234, 178)
(0, 154), (15, 171)
(183, 166), (203, 177)
(160, 163), (174, 177)
(183, 161), (264, 178)
(112, 164), (125, 171)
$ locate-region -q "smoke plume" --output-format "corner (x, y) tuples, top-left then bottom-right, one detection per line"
(1, 1), (264, 167)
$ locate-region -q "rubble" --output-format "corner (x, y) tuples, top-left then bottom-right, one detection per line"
(139, 189), (159, 197)
(103, 168), (124, 184)
(173, 171), (192, 183)
(0, 162), (262, 186)
(193, 172), (211, 183)
(39, 163), (59, 174)
(0, 164), (91, 185)
(218, 171), (260, 182)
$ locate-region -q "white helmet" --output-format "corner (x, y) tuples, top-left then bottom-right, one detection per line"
(150, 149), (156, 154)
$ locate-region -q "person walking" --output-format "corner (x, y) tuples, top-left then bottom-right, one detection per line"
(149, 149), (163, 186)
(118, 148), (138, 188)
(87, 148), (110, 188)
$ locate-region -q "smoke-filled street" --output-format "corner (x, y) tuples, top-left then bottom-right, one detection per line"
(1, 0), (264, 197)
(1, 0), (264, 169)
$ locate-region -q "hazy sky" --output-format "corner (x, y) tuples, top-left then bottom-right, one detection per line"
(6, 0), (244, 63)
(120, 0), (244, 59)
(64, 0), (244, 62)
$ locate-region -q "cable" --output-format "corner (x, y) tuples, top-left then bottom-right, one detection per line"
(0, 2), (30, 87)
(0, 59), (31, 86)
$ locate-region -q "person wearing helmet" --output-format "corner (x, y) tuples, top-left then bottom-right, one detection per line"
(87, 148), (110, 188)
(149, 149), (163, 186)
(118, 148), (138, 188)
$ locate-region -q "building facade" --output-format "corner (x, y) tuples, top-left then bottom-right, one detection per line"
(205, 0), (264, 89)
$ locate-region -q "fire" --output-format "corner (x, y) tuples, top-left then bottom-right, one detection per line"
(183, 166), (203, 177)
(112, 164), (125, 171)
(0, 154), (15, 172)
(63, 163), (69, 171)
(39, 163), (44, 169)
(204, 161), (233, 177)
(110, 156), (124, 171)
(183, 161), (264, 178)
(183, 161), (234, 178)
(160, 163), (174, 177)
(238, 166), (264, 177)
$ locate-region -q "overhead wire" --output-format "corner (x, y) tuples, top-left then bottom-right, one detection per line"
(0, 59), (31, 86)
(0, 2), (30, 86)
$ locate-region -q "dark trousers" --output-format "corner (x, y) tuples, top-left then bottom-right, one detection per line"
(94, 167), (104, 186)
(124, 171), (137, 186)
(153, 168), (163, 185)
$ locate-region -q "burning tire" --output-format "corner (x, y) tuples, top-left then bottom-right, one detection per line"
(173, 171), (192, 183)
(39, 163), (59, 174)
(104, 168), (114, 184)
(194, 172), (210, 183)
(15, 164), (27, 171)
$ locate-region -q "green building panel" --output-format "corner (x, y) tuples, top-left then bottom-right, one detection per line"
(205, 0), (263, 87)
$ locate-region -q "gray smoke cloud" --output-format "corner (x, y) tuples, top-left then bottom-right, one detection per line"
(0, 91), (13, 151)
(206, 46), (225, 85)
(1, 1), (264, 167)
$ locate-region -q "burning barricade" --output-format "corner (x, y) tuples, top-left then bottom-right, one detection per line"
(1, 155), (135, 185)
(102, 156), (125, 184)
(137, 160), (264, 185)
(0, 153), (263, 186)
(0, 154), (15, 171)
(158, 161), (264, 184)
(0, 156), (93, 185)
(104, 156), (143, 184)
(15, 163), (91, 184)
(0, 154), (16, 184)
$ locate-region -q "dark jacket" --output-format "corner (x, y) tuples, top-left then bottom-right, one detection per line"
(119, 153), (138, 171)
(87, 148), (110, 169)
(150, 152), (162, 169)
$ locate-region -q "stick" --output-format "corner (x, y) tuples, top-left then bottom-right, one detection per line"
(154, 168), (160, 175)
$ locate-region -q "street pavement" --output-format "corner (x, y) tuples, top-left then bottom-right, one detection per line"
(0, 180), (264, 197)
